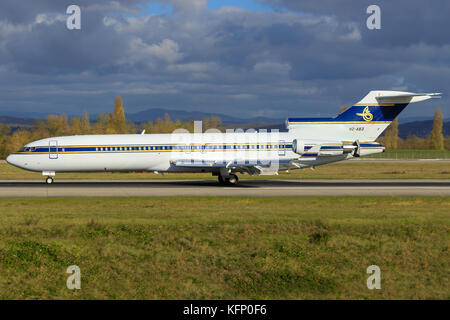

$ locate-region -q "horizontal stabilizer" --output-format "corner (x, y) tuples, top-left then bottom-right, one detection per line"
(377, 92), (441, 99)
(357, 91), (442, 105)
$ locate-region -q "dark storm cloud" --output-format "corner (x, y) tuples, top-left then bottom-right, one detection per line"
(0, 0), (144, 23)
(4, 11), (126, 74)
(258, 0), (450, 47)
(0, 0), (448, 119)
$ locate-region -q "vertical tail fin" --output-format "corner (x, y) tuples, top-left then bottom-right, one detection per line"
(287, 91), (441, 141)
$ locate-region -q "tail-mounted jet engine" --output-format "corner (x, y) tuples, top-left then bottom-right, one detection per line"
(291, 139), (305, 155)
(353, 140), (361, 157)
(342, 140), (361, 157)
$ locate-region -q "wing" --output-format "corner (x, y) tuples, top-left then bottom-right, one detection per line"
(298, 144), (321, 160)
(172, 158), (294, 175)
(172, 144), (324, 174)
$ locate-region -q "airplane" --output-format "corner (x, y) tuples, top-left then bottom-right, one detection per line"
(6, 90), (441, 185)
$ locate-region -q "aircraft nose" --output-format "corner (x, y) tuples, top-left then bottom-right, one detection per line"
(6, 155), (18, 166)
(6, 154), (31, 170)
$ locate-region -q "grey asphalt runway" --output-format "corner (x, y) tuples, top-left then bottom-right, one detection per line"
(0, 179), (449, 197)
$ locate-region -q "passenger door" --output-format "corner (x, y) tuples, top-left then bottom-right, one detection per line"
(49, 140), (58, 159)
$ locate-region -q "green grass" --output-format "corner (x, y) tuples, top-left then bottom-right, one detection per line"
(0, 197), (448, 299)
(2, 161), (450, 180)
(366, 149), (450, 159)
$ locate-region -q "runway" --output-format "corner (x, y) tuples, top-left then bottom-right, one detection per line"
(0, 179), (449, 197)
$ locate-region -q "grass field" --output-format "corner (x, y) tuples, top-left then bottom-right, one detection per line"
(0, 197), (448, 299)
(366, 149), (450, 159)
(1, 160), (450, 180)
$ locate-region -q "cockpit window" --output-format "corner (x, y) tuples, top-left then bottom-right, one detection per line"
(21, 147), (36, 152)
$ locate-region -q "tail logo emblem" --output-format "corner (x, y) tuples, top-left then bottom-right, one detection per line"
(356, 106), (373, 122)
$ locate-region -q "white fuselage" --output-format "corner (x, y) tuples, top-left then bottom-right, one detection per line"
(5, 131), (384, 175)
(6, 90), (438, 181)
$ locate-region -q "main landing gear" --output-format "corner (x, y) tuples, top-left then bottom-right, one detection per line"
(218, 173), (239, 185)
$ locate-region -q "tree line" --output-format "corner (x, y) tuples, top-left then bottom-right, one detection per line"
(0, 98), (447, 159)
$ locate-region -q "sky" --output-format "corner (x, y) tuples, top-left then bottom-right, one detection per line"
(0, 0), (448, 120)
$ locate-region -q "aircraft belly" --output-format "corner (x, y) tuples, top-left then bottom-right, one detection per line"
(24, 153), (168, 172)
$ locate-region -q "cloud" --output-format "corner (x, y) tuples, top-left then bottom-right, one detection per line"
(128, 38), (183, 66)
(0, 0), (447, 119)
(257, 0), (450, 47)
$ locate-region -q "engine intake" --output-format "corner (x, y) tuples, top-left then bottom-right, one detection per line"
(291, 139), (305, 155)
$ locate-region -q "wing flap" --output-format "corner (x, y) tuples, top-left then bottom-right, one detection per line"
(299, 144), (321, 161)
(173, 159), (292, 168)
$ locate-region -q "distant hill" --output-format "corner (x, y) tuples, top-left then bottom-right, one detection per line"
(398, 120), (450, 139)
(0, 116), (34, 126)
(125, 108), (284, 125)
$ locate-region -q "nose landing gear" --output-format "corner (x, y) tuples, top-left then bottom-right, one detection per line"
(42, 171), (55, 184)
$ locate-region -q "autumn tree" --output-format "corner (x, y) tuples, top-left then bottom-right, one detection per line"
(44, 114), (70, 137)
(383, 118), (399, 149)
(69, 117), (83, 135)
(111, 96), (127, 133)
(0, 123), (10, 159)
(140, 115), (214, 134)
(3, 130), (31, 158)
(429, 107), (444, 150)
(81, 111), (91, 134)
(203, 116), (222, 131)
(401, 135), (427, 150)
(445, 136), (450, 150)
(91, 113), (110, 134)
(338, 104), (348, 115)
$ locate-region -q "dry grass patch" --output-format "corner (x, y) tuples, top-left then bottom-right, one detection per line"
(0, 197), (448, 299)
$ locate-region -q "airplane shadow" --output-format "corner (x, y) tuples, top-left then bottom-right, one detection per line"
(0, 180), (449, 189)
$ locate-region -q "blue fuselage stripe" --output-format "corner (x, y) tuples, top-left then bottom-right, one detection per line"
(15, 142), (384, 155)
